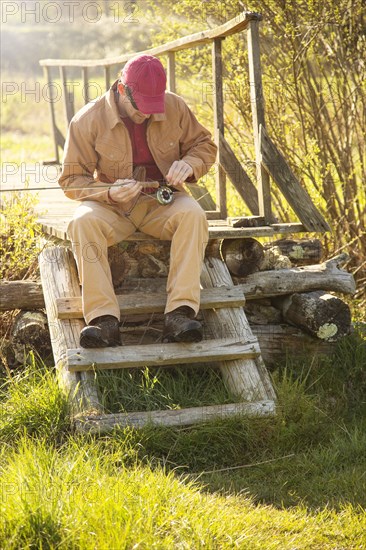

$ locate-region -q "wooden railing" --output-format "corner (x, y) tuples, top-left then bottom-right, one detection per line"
(39, 11), (330, 231)
(39, 12), (265, 220)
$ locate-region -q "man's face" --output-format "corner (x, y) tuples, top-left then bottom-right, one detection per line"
(117, 83), (151, 124)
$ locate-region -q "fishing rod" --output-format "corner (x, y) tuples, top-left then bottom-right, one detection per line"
(0, 180), (176, 205)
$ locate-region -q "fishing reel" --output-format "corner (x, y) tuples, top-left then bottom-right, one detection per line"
(156, 183), (174, 205)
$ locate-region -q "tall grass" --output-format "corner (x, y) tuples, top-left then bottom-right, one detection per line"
(0, 353), (70, 446)
(0, 328), (365, 547)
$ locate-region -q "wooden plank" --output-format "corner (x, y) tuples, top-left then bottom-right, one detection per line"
(39, 12), (262, 68)
(67, 337), (261, 372)
(260, 125), (330, 232)
(59, 66), (75, 126)
(201, 257), (277, 402)
(74, 400), (276, 433)
(39, 219), (307, 242)
(206, 211), (224, 220)
(43, 66), (60, 164)
(219, 132), (259, 215)
(247, 20), (272, 222)
(55, 125), (65, 149)
(82, 67), (89, 104)
(207, 223), (306, 238)
(212, 38), (227, 219)
(39, 246), (103, 413)
(105, 65), (111, 90)
(57, 286), (246, 319)
(167, 52), (176, 93)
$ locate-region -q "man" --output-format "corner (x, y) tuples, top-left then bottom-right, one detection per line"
(59, 54), (217, 348)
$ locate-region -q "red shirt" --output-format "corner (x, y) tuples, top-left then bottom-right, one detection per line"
(121, 117), (163, 182)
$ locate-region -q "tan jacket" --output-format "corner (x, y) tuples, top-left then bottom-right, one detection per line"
(59, 82), (217, 204)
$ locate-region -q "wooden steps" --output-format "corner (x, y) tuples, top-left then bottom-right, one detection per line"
(74, 401), (275, 433)
(67, 337), (261, 372)
(56, 286), (246, 319)
(39, 245), (277, 432)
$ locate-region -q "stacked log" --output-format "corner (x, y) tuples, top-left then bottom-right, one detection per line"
(0, 237), (356, 367)
(224, 238), (354, 348)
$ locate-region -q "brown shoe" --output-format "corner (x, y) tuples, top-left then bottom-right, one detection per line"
(80, 315), (121, 348)
(163, 306), (203, 343)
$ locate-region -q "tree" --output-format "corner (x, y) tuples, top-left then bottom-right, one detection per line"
(146, 0), (365, 298)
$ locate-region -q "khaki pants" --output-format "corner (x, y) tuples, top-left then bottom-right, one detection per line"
(67, 193), (209, 324)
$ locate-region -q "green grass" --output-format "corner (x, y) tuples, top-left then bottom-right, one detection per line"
(0, 436), (365, 550)
(97, 364), (242, 413)
(0, 330), (365, 548)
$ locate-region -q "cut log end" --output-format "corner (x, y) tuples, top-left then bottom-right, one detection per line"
(274, 291), (352, 342)
(221, 238), (264, 276)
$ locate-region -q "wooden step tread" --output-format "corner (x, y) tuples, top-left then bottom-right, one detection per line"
(74, 400), (276, 432)
(39, 219), (307, 242)
(57, 286), (246, 319)
(67, 336), (261, 372)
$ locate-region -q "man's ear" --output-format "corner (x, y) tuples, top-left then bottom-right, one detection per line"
(117, 82), (125, 95)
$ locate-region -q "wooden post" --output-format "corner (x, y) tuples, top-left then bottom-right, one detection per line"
(82, 67), (90, 104)
(44, 66), (60, 164)
(201, 256), (276, 402)
(167, 51), (176, 93)
(219, 132), (259, 215)
(212, 38), (227, 219)
(105, 65), (111, 90)
(247, 20), (271, 222)
(59, 66), (75, 127)
(39, 247), (102, 414)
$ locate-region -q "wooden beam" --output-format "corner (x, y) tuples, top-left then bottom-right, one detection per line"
(39, 12), (262, 68)
(105, 65), (111, 91)
(56, 286), (246, 319)
(55, 125), (65, 149)
(219, 132), (259, 215)
(260, 125), (330, 232)
(247, 20), (272, 221)
(201, 256), (277, 402)
(67, 337), (261, 372)
(212, 38), (227, 218)
(207, 223), (306, 239)
(44, 66), (60, 163)
(74, 400), (275, 433)
(39, 247), (103, 413)
(59, 66), (75, 126)
(167, 52), (176, 93)
(82, 67), (90, 104)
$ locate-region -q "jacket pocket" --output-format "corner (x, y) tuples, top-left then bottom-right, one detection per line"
(95, 140), (129, 180)
(153, 128), (183, 155)
(95, 140), (126, 162)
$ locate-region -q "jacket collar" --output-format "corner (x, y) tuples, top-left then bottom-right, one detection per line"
(105, 80), (166, 129)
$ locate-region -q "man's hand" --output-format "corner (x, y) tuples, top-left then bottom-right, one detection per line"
(166, 160), (193, 189)
(109, 179), (143, 208)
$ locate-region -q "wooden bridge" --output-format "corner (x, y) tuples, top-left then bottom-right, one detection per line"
(34, 12), (330, 433)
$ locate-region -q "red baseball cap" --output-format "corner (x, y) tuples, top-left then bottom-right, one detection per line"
(121, 55), (167, 114)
